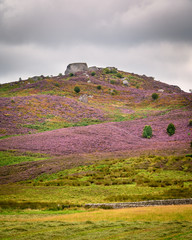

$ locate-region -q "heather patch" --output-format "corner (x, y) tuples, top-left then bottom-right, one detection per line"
(1, 109), (191, 155)
(0, 95), (105, 136)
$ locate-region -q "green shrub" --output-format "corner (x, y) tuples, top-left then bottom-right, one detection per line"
(91, 72), (96, 76)
(189, 119), (192, 126)
(152, 93), (159, 100)
(111, 89), (118, 95)
(190, 141), (192, 148)
(110, 80), (115, 84)
(74, 86), (80, 93)
(97, 85), (102, 90)
(103, 68), (110, 74)
(167, 123), (176, 136)
(69, 73), (74, 77)
(54, 83), (60, 87)
(116, 73), (123, 78)
(143, 125), (152, 139)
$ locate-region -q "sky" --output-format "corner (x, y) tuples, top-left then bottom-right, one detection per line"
(0, 0), (192, 92)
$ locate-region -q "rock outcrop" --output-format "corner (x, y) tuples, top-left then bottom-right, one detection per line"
(88, 66), (98, 72)
(65, 63), (88, 75)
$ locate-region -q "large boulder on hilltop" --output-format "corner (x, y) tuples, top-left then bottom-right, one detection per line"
(65, 63), (88, 75)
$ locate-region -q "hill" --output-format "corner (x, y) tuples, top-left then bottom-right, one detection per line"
(0, 66), (191, 137)
(0, 64), (192, 212)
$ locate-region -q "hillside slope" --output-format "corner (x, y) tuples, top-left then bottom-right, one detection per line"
(0, 67), (191, 138)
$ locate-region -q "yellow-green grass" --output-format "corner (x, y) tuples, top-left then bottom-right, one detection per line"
(0, 206), (192, 240)
(0, 150), (49, 166)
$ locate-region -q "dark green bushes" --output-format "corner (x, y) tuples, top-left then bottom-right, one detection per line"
(116, 73), (123, 78)
(143, 125), (152, 138)
(97, 85), (102, 90)
(152, 93), (159, 100)
(74, 86), (80, 93)
(167, 123), (176, 136)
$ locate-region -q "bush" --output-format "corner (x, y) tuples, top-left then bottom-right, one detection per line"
(189, 119), (192, 126)
(69, 73), (74, 77)
(152, 93), (159, 100)
(103, 68), (110, 74)
(97, 85), (102, 90)
(167, 123), (176, 136)
(116, 73), (123, 78)
(110, 80), (115, 84)
(143, 125), (152, 139)
(74, 86), (80, 93)
(91, 72), (96, 76)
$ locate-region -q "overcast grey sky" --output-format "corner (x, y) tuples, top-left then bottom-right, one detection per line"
(0, 0), (192, 92)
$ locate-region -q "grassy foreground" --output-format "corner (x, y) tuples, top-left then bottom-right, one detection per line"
(0, 205), (192, 240)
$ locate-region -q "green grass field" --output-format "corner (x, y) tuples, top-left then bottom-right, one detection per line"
(0, 205), (192, 240)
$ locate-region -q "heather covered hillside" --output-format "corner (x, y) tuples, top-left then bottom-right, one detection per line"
(0, 67), (191, 137)
(0, 65), (192, 195)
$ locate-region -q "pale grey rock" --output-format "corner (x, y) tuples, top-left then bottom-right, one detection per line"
(158, 89), (164, 92)
(123, 80), (129, 86)
(79, 94), (88, 103)
(88, 66), (98, 72)
(65, 63), (88, 75)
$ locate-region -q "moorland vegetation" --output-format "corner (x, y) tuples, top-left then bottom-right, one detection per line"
(0, 65), (192, 239)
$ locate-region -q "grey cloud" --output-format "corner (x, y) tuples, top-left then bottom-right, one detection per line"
(1, 0), (192, 47)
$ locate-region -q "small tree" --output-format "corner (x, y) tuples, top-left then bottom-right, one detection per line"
(143, 125), (152, 139)
(152, 93), (159, 100)
(91, 72), (96, 76)
(97, 85), (102, 90)
(167, 123), (176, 136)
(189, 119), (192, 126)
(74, 86), (80, 93)
(69, 73), (74, 77)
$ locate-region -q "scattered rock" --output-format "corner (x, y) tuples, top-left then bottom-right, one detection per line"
(88, 66), (98, 72)
(79, 94), (88, 103)
(107, 67), (117, 71)
(65, 63), (88, 75)
(158, 89), (164, 92)
(123, 80), (129, 86)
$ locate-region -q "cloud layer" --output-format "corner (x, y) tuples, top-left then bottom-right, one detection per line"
(0, 0), (192, 91)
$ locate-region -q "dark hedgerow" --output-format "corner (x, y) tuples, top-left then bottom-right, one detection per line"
(143, 125), (152, 139)
(167, 123), (176, 136)
(152, 93), (159, 100)
(74, 86), (80, 93)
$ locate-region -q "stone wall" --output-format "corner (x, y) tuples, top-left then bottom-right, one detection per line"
(85, 198), (192, 209)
